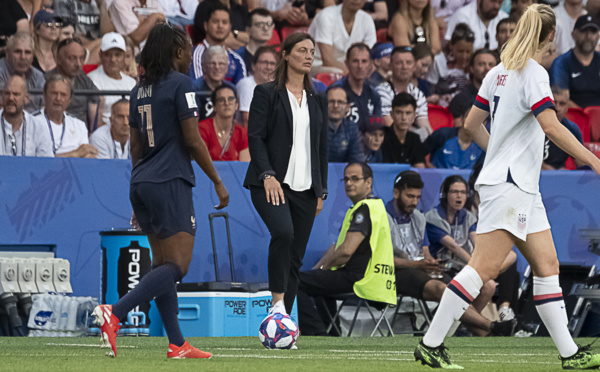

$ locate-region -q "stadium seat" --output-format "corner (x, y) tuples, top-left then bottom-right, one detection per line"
(83, 64), (98, 74)
(428, 104), (454, 130)
(185, 24), (201, 45)
(267, 29), (281, 48)
(280, 26), (308, 41)
(584, 106), (600, 142)
(319, 293), (393, 337)
(566, 107), (591, 143)
(565, 157), (576, 170)
(314, 72), (343, 86)
(376, 28), (389, 43)
(388, 295), (433, 336)
(586, 142), (600, 159)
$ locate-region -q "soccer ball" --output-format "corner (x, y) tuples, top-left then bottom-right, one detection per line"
(258, 313), (299, 349)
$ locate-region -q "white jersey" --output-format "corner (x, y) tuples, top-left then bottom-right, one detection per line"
(474, 59), (555, 195)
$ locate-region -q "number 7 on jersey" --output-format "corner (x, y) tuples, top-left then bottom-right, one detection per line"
(138, 104), (154, 147)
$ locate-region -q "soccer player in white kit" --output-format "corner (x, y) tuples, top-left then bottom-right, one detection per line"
(414, 4), (600, 369)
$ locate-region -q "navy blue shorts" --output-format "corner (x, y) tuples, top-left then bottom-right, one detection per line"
(130, 178), (196, 239)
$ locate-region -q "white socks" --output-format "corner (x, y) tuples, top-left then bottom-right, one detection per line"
(533, 275), (578, 358)
(273, 300), (287, 315)
(423, 266), (483, 347)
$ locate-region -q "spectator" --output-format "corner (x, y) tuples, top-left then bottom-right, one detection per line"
(237, 46), (278, 127)
(0, 0), (28, 57)
(550, 15), (600, 108)
(376, 46), (432, 139)
(542, 87), (584, 170)
(388, 0), (442, 55)
(308, 0), (377, 74)
(364, 0), (388, 24)
(33, 74), (97, 158)
(49, 37), (102, 130)
(255, 0), (310, 28)
(508, 0), (533, 20)
(360, 116), (385, 163)
(445, 0), (508, 50)
(412, 44), (434, 98)
(90, 99), (130, 159)
(331, 43), (382, 130)
(0, 75), (53, 157)
(158, 0), (198, 29)
(235, 8), (274, 73)
(0, 32), (45, 113)
(297, 162), (396, 336)
(53, 0), (113, 65)
(461, 48), (499, 99)
(424, 93), (483, 169)
(327, 86), (364, 163)
(192, 45), (237, 121)
(190, 3), (247, 83)
(381, 92), (427, 167)
(555, 0), (588, 55)
(193, 0), (249, 50)
(122, 35), (138, 79)
(428, 23), (474, 106)
(32, 9), (62, 73)
(58, 21), (75, 41)
(199, 85), (249, 162)
(426, 175), (515, 271)
(387, 170), (517, 337)
(106, 0), (166, 47)
(492, 17), (516, 57)
(369, 42), (393, 87)
(88, 33), (136, 125)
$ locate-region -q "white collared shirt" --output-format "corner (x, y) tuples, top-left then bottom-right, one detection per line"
(283, 89), (312, 192)
(445, 1), (508, 50)
(90, 124), (130, 159)
(32, 108), (89, 155)
(0, 109), (53, 157)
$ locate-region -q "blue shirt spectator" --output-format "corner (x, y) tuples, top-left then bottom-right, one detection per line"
(425, 127), (483, 169)
(549, 16), (600, 108)
(328, 117), (364, 163)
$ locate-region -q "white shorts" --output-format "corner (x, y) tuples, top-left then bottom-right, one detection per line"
(476, 182), (551, 241)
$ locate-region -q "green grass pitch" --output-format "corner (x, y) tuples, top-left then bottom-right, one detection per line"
(1, 336), (596, 371)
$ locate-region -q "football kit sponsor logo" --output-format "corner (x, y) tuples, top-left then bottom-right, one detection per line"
(517, 213), (527, 232)
(571, 72), (582, 78)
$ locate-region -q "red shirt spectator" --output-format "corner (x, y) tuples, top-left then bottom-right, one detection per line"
(199, 117), (249, 161)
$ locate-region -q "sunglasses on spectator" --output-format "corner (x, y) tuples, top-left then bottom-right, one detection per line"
(415, 26), (426, 44)
(484, 31), (490, 49)
(254, 21), (274, 28)
(43, 22), (63, 28)
(452, 28), (475, 43)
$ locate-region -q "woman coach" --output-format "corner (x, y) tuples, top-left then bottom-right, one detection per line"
(244, 32), (328, 316)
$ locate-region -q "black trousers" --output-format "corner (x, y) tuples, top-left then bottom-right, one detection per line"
(250, 185), (318, 314)
(297, 268), (363, 336)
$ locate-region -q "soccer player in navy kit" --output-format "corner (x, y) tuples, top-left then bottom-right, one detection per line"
(93, 24), (229, 359)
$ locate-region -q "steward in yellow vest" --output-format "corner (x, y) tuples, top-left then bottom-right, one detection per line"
(296, 163), (396, 336)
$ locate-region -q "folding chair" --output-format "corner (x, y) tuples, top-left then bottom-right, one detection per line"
(388, 295), (433, 336)
(319, 293), (394, 337)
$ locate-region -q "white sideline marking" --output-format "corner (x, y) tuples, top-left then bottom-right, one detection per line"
(328, 349), (549, 357)
(46, 343), (137, 349)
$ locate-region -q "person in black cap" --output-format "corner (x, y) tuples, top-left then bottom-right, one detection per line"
(550, 14), (600, 108)
(424, 92), (483, 169)
(360, 116), (385, 163)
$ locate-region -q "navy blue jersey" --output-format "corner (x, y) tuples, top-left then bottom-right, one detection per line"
(550, 50), (600, 108)
(544, 117), (583, 169)
(331, 76), (382, 129)
(129, 70), (200, 186)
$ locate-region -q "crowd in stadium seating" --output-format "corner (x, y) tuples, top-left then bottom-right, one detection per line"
(1, 0), (598, 165)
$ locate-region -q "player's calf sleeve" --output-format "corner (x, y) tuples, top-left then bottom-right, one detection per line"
(423, 265), (483, 348)
(533, 275), (578, 358)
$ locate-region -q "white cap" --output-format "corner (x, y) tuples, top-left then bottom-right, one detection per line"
(100, 32), (126, 52)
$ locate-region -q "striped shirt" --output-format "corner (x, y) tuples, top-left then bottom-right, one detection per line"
(376, 80), (428, 120)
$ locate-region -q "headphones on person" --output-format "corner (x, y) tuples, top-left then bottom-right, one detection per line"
(439, 175), (469, 206)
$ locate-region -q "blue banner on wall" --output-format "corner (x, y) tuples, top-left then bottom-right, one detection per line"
(1, 157), (599, 297)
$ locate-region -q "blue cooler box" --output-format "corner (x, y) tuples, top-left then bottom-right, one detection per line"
(176, 291), (298, 337)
